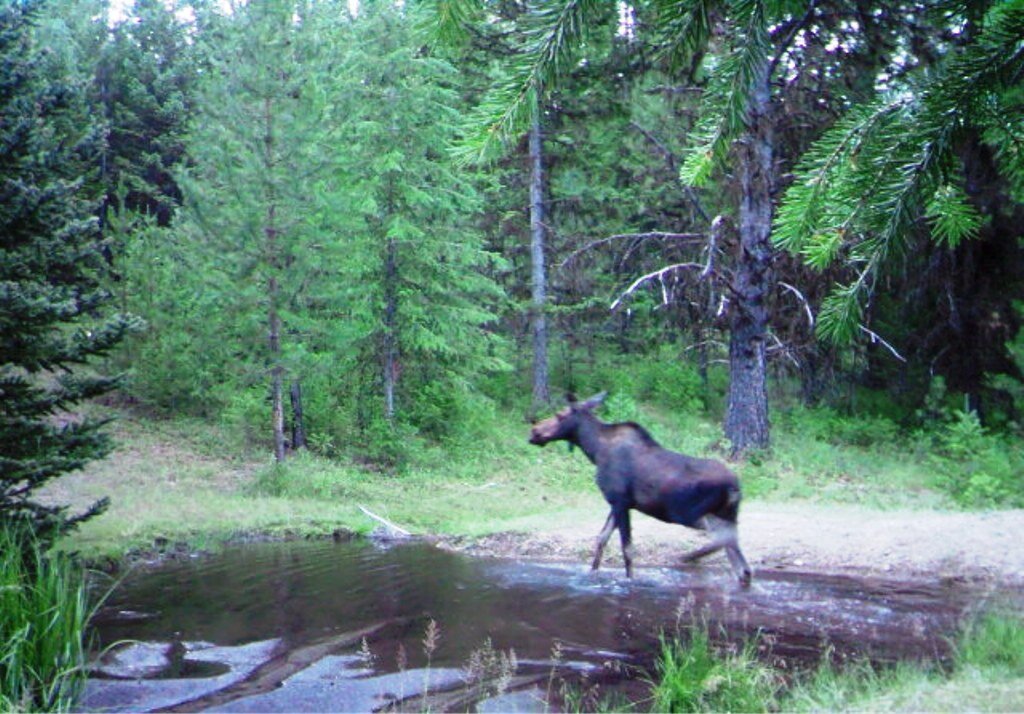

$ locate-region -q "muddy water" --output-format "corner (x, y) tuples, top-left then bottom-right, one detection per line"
(84, 540), (974, 712)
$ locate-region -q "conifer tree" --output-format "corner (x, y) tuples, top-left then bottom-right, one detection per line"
(0, 1), (128, 544)
(173, 0), (350, 461)
(338, 1), (506, 432)
(774, 0), (1024, 345)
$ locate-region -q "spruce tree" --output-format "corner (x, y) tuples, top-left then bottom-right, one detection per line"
(0, 1), (128, 544)
(338, 1), (506, 434)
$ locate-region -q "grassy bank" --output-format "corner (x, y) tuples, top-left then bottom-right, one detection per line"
(43, 399), (1006, 560)
(651, 610), (1024, 712)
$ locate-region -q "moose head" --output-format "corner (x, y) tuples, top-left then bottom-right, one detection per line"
(528, 392), (607, 446)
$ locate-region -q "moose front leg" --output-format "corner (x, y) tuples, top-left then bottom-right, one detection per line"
(591, 511), (615, 571)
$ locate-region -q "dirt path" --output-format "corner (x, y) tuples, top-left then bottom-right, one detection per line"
(442, 501), (1024, 587)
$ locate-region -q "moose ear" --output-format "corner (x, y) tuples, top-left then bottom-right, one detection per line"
(565, 392), (578, 406)
(579, 391), (607, 410)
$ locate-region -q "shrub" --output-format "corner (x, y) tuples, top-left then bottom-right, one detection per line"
(780, 406), (900, 448)
(928, 410), (1024, 508)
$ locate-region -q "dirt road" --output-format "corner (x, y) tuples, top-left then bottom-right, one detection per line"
(442, 501), (1024, 587)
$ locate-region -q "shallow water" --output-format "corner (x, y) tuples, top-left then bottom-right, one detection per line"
(84, 539), (974, 712)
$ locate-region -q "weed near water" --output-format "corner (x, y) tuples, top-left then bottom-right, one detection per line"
(781, 610), (1024, 712)
(650, 628), (779, 712)
(645, 612), (1024, 713)
(0, 527), (92, 712)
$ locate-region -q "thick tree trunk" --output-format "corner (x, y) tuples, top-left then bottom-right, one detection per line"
(528, 97), (550, 414)
(383, 236), (398, 422)
(290, 380), (307, 450)
(725, 61), (773, 455)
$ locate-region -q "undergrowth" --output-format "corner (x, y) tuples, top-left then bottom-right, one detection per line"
(649, 610), (1024, 713)
(0, 527), (93, 712)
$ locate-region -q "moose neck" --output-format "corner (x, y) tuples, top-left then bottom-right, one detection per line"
(571, 413), (606, 464)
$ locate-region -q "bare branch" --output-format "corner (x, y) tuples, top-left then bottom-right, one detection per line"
(560, 232), (704, 269)
(778, 281), (815, 329)
(358, 505), (412, 536)
(610, 262), (704, 311)
(859, 325), (906, 362)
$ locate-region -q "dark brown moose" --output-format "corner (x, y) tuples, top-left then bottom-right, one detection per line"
(529, 392), (752, 587)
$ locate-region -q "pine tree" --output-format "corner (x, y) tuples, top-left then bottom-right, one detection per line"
(338, 1), (506, 434)
(172, 0), (352, 461)
(0, 1), (129, 544)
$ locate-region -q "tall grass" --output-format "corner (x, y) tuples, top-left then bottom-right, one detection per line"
(650, 628), (778, 712)
(0, 527), (92, 712)
(651, 612), (1024, 713)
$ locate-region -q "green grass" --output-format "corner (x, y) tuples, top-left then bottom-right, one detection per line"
(0, 528), (92, 712)
(42, 395), (992, 560)
(650, 629), (778, 712)
(43, 405), (602, 559)
(650, 611), (1024, 713)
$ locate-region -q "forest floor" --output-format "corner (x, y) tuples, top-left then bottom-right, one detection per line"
(439, 501), (1024, 588)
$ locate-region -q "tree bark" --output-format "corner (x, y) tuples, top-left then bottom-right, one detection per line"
(528, 95), (550, 414)
(269, 272), (286, 462)
(265, 97), (286, 463)
(725, 60), (773, 455)
(383, 236), (398, 422)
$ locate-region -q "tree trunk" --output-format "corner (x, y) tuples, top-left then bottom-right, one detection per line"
(269, 273), (286, 462)
(383, 236), (398, 422)
(290, 380), (307, 450)
(264, 97), (286, 463)
(528, 95), (550, 414)
(724, 60), (773, 455)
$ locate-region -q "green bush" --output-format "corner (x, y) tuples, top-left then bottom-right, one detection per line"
(780, 406), (900, 447)
(0, 527), (91, 712)
(928, 410), (1024, 508)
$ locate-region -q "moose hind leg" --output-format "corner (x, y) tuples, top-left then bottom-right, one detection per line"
(680, 516), (735, 563)
(591, 511), (615, 571)
(613, 506), (633, 578)
(726, 544), (752, 588)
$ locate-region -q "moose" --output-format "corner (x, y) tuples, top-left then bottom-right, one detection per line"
(529, 392), (752, 587)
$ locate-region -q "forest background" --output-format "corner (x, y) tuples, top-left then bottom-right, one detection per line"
(3, 0), (1024, 556)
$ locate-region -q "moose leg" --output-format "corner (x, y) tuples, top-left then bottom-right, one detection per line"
(613, 506), (634, 578)
(680, 516), (735, 563)
(725, 544), (752, 588)
(591, 511), (615, 571)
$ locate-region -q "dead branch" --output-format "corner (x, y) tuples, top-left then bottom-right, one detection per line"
(779, 281), (816, 329)
(610, 262), (705, 311)
(358, 505), (412, 536)
(860, 325), (907, 363)
(560, 232), (704, 269)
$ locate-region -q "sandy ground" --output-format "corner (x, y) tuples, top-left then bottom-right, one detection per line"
(440, 501), (1024, 587)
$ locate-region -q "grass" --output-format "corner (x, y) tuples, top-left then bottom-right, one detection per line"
(42, 404), (602, 560)
(650, 610), (1024, 713)
(650, 628), (777, 712)
(0, 528), (93, 712)
(42, 395), (986, 561)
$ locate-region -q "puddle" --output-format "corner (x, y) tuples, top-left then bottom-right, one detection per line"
(83, 540), (976, 712)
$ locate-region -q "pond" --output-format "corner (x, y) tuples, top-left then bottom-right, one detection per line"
(83, 538), (974, 712)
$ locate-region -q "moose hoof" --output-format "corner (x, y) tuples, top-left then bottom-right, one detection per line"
(738, 570), (752, 589)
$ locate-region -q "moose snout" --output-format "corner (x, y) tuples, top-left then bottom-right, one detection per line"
(528, 428), (547, 446)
